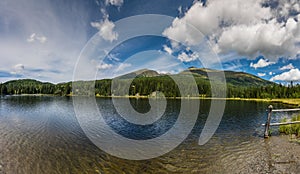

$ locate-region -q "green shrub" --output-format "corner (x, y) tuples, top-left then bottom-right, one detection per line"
(279, 115), (300, 136)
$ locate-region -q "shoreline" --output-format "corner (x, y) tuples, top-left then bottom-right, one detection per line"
(98, 96), (300, 106)
(3, 94), (300, 107)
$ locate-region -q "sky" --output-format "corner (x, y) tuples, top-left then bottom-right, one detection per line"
(0, 0), (299, 84)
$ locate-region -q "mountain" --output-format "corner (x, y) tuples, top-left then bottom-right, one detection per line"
(2, 68), (273, 87)
(116, 68), (274, 87)
(115, 69), (160, 79)
(1, 68), (289, 98)
(180, 67), (274, 87)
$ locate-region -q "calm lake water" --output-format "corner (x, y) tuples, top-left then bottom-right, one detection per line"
(0, 96), (300, 173)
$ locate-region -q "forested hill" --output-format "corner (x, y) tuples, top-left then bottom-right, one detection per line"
(1, 68), (299, 98)
(1, 79), (70, 96)
(181, 68), (274, 87)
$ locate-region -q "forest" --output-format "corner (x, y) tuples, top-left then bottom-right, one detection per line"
(1, 76), (300, 99)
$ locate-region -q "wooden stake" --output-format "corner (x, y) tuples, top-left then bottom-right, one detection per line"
(264, 105), (273, 138)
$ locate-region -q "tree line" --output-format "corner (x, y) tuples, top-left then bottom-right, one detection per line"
(1, 77), (300, 98)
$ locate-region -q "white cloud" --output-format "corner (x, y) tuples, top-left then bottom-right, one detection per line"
(162, 15), (204, 46)
(163, 0), (300, 60)
(116, 63), (131, 72)
(157, 70), (177, 75)
(178, 6), (183, 15)
(11, 64), (25, 75)
(250, 58), (275, 69)
(27, 33), (47, 43)
(217, 18), (299, 58)
(170, 40), (180, 49)
(294, 3), (300, 12)
(178, 52), (199, 62)
(105, 0), (123, 7)
(37, 36), (47, 43)
(163, 0), (272, 44)
(269, 72), (273, 75)
(271, 68), (300, 81)
(279, 63), (295, 70)
(107, 53), (120, 61)
(163, 45), (173, 55)
(91, 18), (118, 42)
(27, 33), (35, 42)
(274, 0), (300, 18)
(258, 73), (266, 77)
(97, 63), (113, 70)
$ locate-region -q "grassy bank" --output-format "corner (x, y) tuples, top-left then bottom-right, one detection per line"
(225, 98), (300, 107)
(279, 115), (300, 136)
(270, 99), (300, 107)
(203, 98), (300, 107)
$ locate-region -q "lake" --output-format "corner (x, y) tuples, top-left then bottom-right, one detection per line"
(0, 96), (300, 173)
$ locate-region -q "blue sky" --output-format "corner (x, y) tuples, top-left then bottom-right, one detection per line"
(0, 0), (299, 83)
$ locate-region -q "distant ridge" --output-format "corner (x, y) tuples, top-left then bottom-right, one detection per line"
(115, 69), (160, 79)
(2, 68), (274, 88)
(180, 67), (274, 87)
(0, 67), (281, 98)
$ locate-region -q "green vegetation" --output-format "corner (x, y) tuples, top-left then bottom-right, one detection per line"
(279, 115), (300, 136)
(271, 99), (300, 106)
(0, 79), (71, 96)
(1, 68), (300, 99)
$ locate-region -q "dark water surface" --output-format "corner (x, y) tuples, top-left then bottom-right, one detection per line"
(0, 96), (300, 173)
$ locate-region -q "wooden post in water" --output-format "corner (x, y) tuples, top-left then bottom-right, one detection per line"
(264, 105), (273, 138)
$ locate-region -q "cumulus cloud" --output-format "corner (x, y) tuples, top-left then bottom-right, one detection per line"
(163, 45), (173, 55)
(269, 72), (273, 75)
(11, 64), (25, 75)
(91, 18), (118, 42)
(105, 0), (123, 7)
(27, 33), (35, 42)
(97, 63), (113, 70)
(38, 36), (47, 43)
(178, 52), (199, 62)
(163, 0), (272, 43)
(250, 58), (276, 69)
(271, 68), (300, 81)
(178, 6), (183, 15)
(272, 0), (300, 19)
(163, 0), (300, 60)
(27, 33), (47, 43)
(157, 69), (180, 75)
(107, 53), (120, 61)
(217, 18), (299, 58)
(258, 73), (266, 77)
(116, 63), (131, 72)
(279, 63), (295, 70)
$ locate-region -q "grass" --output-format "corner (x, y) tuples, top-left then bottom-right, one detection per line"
(223, 98), (300, 107)
(189, 98), (300, 107)
(271, 99), (300, 107)
(279, 115), (300, 136)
